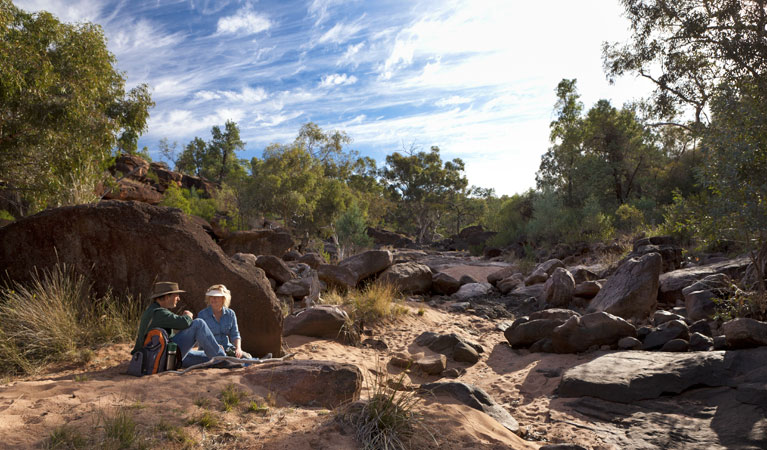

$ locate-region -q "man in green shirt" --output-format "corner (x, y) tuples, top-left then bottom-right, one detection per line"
(132, 281), (226, 366)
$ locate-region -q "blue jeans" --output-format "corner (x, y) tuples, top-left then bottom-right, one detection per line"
(170, 319), (226, 367)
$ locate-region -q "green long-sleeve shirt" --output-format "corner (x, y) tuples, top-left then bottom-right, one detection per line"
(131, 302), (193, 354)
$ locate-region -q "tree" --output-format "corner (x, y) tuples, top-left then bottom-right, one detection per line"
(209, 120), (245, 184)
(381, 146), (468, 243)
(0, 1), (153, 213)
(175, 137), (207, 177)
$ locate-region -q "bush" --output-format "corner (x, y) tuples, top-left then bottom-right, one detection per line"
(324, 281), (407, 325)
(0, 264), (145, 375)
(614, 204), (645, 233)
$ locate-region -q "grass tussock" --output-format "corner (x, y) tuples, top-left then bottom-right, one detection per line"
(220, 383), (246, 412)
(323, 280), (407, 325)
(341, 365), (428, 450)
(189, 411), (220, 430)
(46, 424), (87, 449)
(100, 408), (137, 449)
(0, 263), (145, 376)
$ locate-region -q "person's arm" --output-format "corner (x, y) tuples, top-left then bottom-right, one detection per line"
(152, 307), (193, 330)
(229, 310), (243, 358)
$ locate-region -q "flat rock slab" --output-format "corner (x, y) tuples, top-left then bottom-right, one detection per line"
(558, 351), (728, 403)
(420, 382), (520, 435)
(242, 359), (361, 408)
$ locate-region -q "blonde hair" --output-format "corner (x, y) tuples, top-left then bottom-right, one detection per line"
(205, 284), (231, 308)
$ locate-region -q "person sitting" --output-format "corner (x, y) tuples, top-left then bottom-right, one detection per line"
(132, 281), (227, 367)
(182, 284), (255, 367)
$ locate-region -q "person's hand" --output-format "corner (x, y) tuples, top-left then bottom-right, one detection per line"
(235, 348), (243, 358)
(182, 310), (193, 319)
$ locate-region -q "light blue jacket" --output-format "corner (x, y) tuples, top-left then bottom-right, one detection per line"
(197, 306), (242, 350)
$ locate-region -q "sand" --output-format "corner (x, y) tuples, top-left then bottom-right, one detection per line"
(0, 297), (614, 449)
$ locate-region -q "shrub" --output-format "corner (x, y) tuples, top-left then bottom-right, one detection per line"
(189, 411), (219, 430)
(344, 281), (406, 324)
(614, 204), (645, 233)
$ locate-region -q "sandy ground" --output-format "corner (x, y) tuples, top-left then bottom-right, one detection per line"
(0, 267), (614, 449)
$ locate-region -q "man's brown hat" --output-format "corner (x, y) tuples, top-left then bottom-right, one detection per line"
(150, 281), (186, 300)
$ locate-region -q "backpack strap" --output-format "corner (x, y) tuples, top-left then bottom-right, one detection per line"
(143, 328), (168, 374)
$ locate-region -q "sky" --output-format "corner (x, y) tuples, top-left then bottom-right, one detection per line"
(15, 0), (653, 196)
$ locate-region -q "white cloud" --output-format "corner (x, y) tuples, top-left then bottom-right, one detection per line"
(308, 0), (349, 25)
(217, 7), (272, 35)
(435, 96), (472, 107)
(319, 73), (358, 88)
(110, 19), (185, 53)
(338, 42), (364, 67)
(318, 20), (363, 44)
(13, 0), (102, 23)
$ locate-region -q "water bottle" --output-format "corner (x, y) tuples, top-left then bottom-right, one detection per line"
(166, 342), (178, 371)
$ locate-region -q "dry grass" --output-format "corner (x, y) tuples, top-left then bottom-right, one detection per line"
(323, 280), (408, 325)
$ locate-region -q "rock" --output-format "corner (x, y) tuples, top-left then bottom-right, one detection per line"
(529, 337), (554, 353)
(660, 338), (689, 352)
(483, 247), (503, 258)
(487, 266), (518, 285)
(509, 283), (545, 299)
(282, 305), (349, 339)
(454, 225), (497, 249)
(713, 335), (728, 350)
(689, 332), (714, 351)
(102, 177), (165, 204)
(458, 274), (479, 285)
(540, 445), (588, 450)
(416, 355), (447, 375)
(505, 318), (566, 348)
(297, 253), (324, 269)
(231, 252), (257, 266)
(653, 310), (685, 327)
(366, 227), (415, 248)
(317, 264), (357, 290)
(452, 282), (492, 300)
(256, 255), (296, 284)
(448, 302), (470, 312)
(684, 289), (717, 322)
(497, 273), (524, 294)
(637, 326), (652, 340)
(573, 280), (601, 298)
(682, 273), (732, 297)
(390, 352), (417, 368)
(558, 351), (728, 402)
(658, 257), (751, 304)
(414, 331), (483, 362)
(338, 250), (393, 284)
(276, 276), (318, 299)
(552, 312), (637, 353)
(618, 336), (642, 350)
(242, 360), (361, 408)
(282, 250), (302, 261)
(379, 262), (432, 294)
(524, 268), (548, 286)
(630, 243), (682, 273)
(689, 319), (713, 337)
(0, 201), (282, 357)
(643, 320), (690, 350)
(570, 266), (601, 284)
(529, 308), (581, 322)
(453, 341), (480, 364)
(431, 272), (461, 295)
(587, 252), (662, 320)
(220, 230), (295, 258)
(419, 382), (520, 435)
(537, 258), (565, 275)
(443, 368), (465, 378)
(723, 318), (767, 348)
(541, 267), (575, 307)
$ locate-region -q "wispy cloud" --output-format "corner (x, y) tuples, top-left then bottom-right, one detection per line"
(318, 19), (363, 44)
(435, 96), (472, 107)
(194, 86), (269, 103)
(217, 7), (272, 35)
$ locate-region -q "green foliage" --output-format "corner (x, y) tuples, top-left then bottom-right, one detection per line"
(0, 1), (153, 214)
(220, 383), (246, 412)
(101, 408), (137, 449)
(614, 204), (645, 233)
(336, 203), (374, 258)
(46, 424), (87, 449)
(175, 121), (246, 184)
(159, 185), (217, 221)
(189, 411), (219, 430)
(0, 209), (14, 221)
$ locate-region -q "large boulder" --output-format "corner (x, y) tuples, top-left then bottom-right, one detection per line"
(414, 332), (484, 364)
(505, 318), (566, 348)
(642, 319), (690, 350)
(587, 252), (662, 320)
(431, 272), (461, 295)
(242, 359), (361, 408)
(0, 201), (282, 356)
(317, 264), (357, 290)
(220, 230), (295, 257)
(338, 250), (393, 284)
(658, 257), (751, 304)
(379, 262), (432, 294)
(283, 305), (349, 339)
(256, 255), (296, 284)
(366, 227), (415, 248)
(541, 267), (575, 307)
(487, 266), (518, 286)
(497, 273), (525, 294)
(452, 282), (492, 300)
(723, 318), (767, 348)
(552, 312), (637, 353)
(419, 382), (520, 435)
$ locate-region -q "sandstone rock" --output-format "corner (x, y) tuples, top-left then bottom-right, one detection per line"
(276, 276), (316, 298)
(452, 282), (492, 300)
(419, 382), (520, 435)
(366, 227), (415, 248)
(660, 338), (689, 352)
(505, 319), (565, 348)
(684, 289), (717, 322)
(631, 243), (682, 273)
(570, 266), (601, 284)
(458, 274), (479, 285)
(723, 318), (767, 348)
(103, 177), (165, 204)
(282, 305), (349, 339)
(524, 268), (548, 286)
(338, 250), (393, 283)
(689, 332), (714, 351)
(618, 336), (642, 350)
(552, 312), (637, 353)
(231, 252), (257, 266)
(653, 310), (685, 327)
(220, 230), (295, 257)
(529, 308), (581, 322)
(282, 250), (302, 261)
(416, 355), (447, 375)
(453, 341), (480, 364)
(318, 264), (356, 290)
(256, 255), (296, 284)
(509, 283), (545, 299)
(658, 257), (750, 304)
(587, 252), (662, 320)
(689, 319), (713, 337)
(643, 320), (690, 350)
(573, 280), (601, 298)
(483, 247), (502, 258)
(431, 272), (461, 295)
(487, 266), (518, 285)
(542, 267), (575, 307)
(379, 262), (432, 294)
(537, 258), (565, 275)
(297, 253), (324, 269)
(529, 337), (554, 353)
(558, 351), (728, 402)
(0, 201), (282, 356)
(242, 359), (361, 408)
(390, 352), (416, 368)
(415, 332), (483, 363)
(713, 335), (728, 350)
(497, 273), (524, 294)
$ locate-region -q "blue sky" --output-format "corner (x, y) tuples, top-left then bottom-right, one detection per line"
(15, 0), (652, 196)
